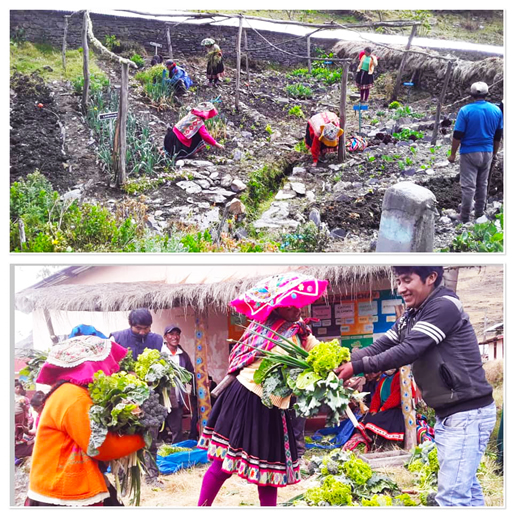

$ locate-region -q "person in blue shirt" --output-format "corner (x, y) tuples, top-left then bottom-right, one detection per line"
(163, 60), (193, 96)
(448, 82), (503, 223)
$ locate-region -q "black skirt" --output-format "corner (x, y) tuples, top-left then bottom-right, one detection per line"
(355, 70), (374, 90)
(197, 379), (300, 487)
(163, 129), (205, 159)
(207, 59), (225, 80)
(361, 407), (405, 442)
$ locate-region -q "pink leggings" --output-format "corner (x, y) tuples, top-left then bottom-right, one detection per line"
(198, 459), (278, 506)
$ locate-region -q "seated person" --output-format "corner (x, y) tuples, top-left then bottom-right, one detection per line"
(151, 54), (163, 66)
(343, 369), (414, 452)
(162, 60), (193, 96)
(305, 111), (343, 167)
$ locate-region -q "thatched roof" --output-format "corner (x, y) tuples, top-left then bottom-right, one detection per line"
(15, 265), (393, 314)
(332, 40), (503, 88)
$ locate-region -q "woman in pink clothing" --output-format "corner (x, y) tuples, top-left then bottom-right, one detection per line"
(164, 101), (225, 158)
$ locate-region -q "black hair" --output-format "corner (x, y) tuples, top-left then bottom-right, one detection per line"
(364, 46), (372, 53)
(15, 379), (26, 395)
(128, 308), (153, 327)
(30, 390), (46, 409)
(392, 266), (444, 287)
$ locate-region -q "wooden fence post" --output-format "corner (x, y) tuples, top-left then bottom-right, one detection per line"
(244, 29), (250, 83)
(338, 62), (349, 162)
(195, 314), (212, 435)
(430, 60), (454, 146)
(81, 12), (90, 113)
(62, 15), (69, 72)
(307, 35), (312, 73)
(113, 62), (129, 186)
(390, 24), (417, 103)
(166, 24), (173, 60)
(235, 15), (243, 110)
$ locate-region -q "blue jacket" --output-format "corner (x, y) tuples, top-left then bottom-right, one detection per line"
(110, 328), (163, 360)
(163, 66), (193, 89)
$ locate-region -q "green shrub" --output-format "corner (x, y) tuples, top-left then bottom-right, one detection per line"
(104, 34), (121, 52)
(393, 128), (424, 141)
(288, 105), (305, 118)
(130, 53), (144, 68)
(280, 221), (331, 253)
(71, 72), (110, 94)
(388, 101), (402, 109)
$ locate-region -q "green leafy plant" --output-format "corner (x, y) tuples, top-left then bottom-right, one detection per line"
(130, 53), (144, 68)
(285, 83), (313, 99)
(446, 209), (503, 252)
(104, 34), (121, 52)
(393, 128), (424, 141)
(279, 221), (331, 253)
(288, 105), (305, 118)
(388, 101), (402, 109)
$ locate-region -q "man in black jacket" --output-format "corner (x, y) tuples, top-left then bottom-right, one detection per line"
(162, 324), (197, 443)
(336, 266), (496, 506)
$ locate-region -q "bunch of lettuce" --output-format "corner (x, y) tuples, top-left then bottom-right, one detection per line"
(246, 322), (365, 427)
(135, 348), (193, 412)
(17, 349), (49, 389)
(406, 441), (439, 503)
(87, 371), (167, 505)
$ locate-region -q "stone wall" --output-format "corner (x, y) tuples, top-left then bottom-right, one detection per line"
(10, 10), (336, 68)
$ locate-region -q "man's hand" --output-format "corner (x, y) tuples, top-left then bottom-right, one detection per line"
(335, 362), (354, 381)
(448, 153), (456, 163)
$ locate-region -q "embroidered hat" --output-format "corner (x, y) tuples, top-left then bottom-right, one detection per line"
(231, 272), (329, 322)
(36, 335), (127, 386)
(319, 123), (343, 147)
(470, 81), (488, 95)
(201, 38), (215, 47)
(191, 101), (218, 120)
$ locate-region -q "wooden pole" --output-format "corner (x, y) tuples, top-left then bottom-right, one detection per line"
(62, 15), (69, 72)
(307, 36), (312, 73)
(244, 29), (250, 83)
(444, 267), (459, 293)
(235, 15), (243, 110)
(43, 308), (59, 345)
(430, 60), (454, 146)
(394, 304), (416, 451)
(194, 314), (212, 435)
(81, 11), (90, 114)
(166, 24), (173, 60)
(390, 24), (417, 103)
(338, 62), (349, 162)
(113, 62), (129, 186)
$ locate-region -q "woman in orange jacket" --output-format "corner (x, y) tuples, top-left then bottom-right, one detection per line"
(355, 47), (378, 102)
(26, 335), (145, 506)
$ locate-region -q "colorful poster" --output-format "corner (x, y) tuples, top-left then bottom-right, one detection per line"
(335, 303), (355, 318)
(312, 305), (332, 319)
(341, 334), (373, 351)
(358, 301), (378, 316)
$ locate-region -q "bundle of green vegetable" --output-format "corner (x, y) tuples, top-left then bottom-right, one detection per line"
(18, 350), (49, 389)
(286, 450), (402, 506)
(246, 323), (365, 427)
(406, 441), (439, 504)
(87, 371), (168, 505)
(157, 443), (192, 457)
(135, 348), (193, 411)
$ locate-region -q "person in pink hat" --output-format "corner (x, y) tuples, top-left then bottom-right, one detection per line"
(197, 272), (328, 507)
(164, 101), (225, 159)
(26, 333), (145, 507)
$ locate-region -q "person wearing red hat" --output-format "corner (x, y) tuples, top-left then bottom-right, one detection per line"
(164, 101), (225, 159)
(197, 272), (328, 507)
(26, 334), (145, 506)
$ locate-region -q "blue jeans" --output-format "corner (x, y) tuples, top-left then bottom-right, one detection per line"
(435, 402), (496, 506)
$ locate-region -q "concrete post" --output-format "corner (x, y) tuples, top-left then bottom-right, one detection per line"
(376, 182), (437, 252)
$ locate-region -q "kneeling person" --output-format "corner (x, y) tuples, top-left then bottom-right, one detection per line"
(305, 111), (343, 167)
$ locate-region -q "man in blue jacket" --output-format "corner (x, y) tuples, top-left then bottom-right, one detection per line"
(163, 60), (193, 96)
(336, 266), (495, 506)
(110, 308), (163, 360)
(448, 82), (503, 223)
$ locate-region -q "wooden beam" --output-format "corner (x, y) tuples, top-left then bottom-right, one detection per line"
(444, 267), (459, 293)
(338, 62), (349, 162)
(62, 15), (69, 72)
(43, 308), (59, 345)
(81, 11), (90, 114)
(194, 314), (212, 434)
(390, 24), (417, 103)
(113, 62), (129, 187)
(235, 15), (243, 111)
(431, 60), (454, 146)
(306, 36), (312, 73)
(166, 25), (173, 60)
(244, 29), (249, 83)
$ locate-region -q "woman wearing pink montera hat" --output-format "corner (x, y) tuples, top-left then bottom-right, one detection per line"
(26, 334), (145, 507)
(197, 272), (328, 506)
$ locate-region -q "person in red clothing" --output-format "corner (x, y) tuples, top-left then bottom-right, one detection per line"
(304, 111), (343, 167)
(344, 369), (413, 452)
(26, 334), (145, 507)
(164, 101), (225, 159)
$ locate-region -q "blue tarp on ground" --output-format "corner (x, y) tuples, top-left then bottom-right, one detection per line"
(305, 414), (362, 450)
(156, 440), (209, 474)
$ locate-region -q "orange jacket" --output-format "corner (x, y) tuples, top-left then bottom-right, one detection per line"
(28, 383), (145, 505)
